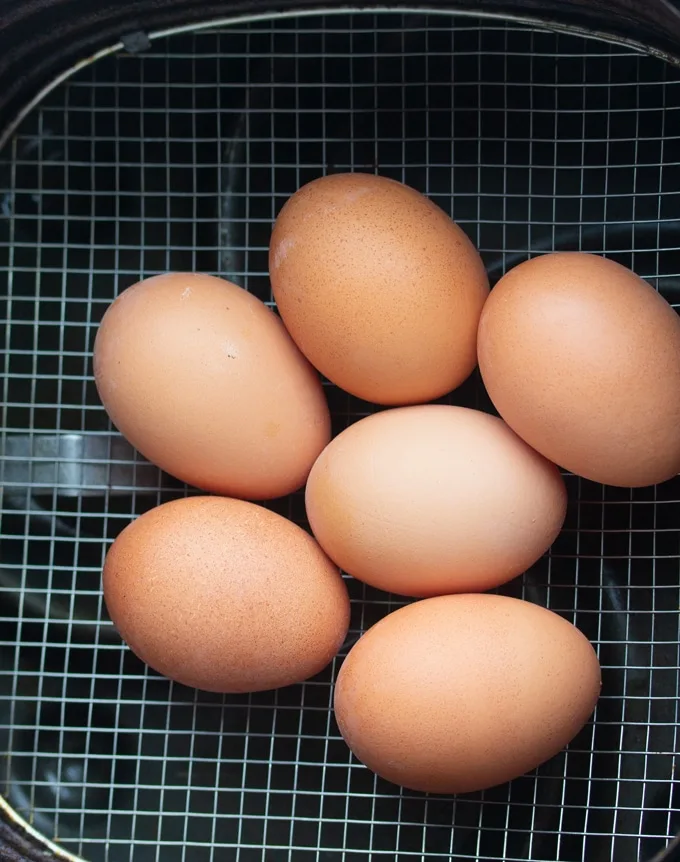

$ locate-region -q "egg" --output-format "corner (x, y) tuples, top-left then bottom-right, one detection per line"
(103, 496), (350, 693)
(94, 272), (330, 499)
(269, 173), (489, 405)
(305, 405), (566, 597)
(478, 252), (680, 487)
(334, 594), (601, 794)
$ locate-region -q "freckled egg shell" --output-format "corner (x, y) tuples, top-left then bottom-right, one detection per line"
(94, 272), (330, 500)
(103, 496), (350, 693)
(305, 405), (566, 597)
(478, 252), (680, 487)
(334, 594), (601, 794)
(269, 173), (489, 405)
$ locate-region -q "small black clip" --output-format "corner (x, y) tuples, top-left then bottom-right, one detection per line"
(121, 30), (151, 54)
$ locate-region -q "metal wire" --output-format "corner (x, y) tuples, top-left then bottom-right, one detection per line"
(1, 10), (680, 862)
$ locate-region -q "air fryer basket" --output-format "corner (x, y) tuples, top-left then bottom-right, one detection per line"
(1, 9), (680, 862)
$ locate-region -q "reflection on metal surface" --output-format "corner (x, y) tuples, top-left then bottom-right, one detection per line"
(1, 434), (160, 496)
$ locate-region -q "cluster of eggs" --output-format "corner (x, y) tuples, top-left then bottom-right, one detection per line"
(95, 172), (680, 794)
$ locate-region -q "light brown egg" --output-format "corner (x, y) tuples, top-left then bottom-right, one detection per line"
(269, 173), (489, 405)
(305, 405), (566, 597)
(103, 496), (350, 693)
(478, 252), (680, 487)
(334, 594), (601, 794)
(94, 272), (330, 500)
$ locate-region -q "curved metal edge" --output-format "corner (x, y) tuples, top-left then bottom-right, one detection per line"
(649, 831), (680, 862)
(0, 40), (123, 157)
(149, 2), (680, 63)
(2, 2), (680, 154)
(0, 795), (85, 862)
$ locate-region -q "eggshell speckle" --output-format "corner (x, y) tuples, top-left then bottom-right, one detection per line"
(334, 594), (601, 794)
(270, 173), (489, 405)
(94, 273), (330, 499)
(103, 496), (350, 693)
(478, 252), (680, 487)
(306, 405), (566, 597)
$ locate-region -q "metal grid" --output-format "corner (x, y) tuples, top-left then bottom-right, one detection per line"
(1, 10), (680, 861)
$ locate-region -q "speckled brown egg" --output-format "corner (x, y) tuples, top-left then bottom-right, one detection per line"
(306, 405), (566, 597)
(478, 252), (680, 487)
(269, 173), (489, 405)
(334, 594), (601, 794)
(103, 496), (350, 693)
(94, 272), (330, 500)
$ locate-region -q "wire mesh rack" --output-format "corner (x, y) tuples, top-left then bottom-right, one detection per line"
(1, 9), (680, 862)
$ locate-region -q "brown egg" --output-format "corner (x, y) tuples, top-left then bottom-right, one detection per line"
(334, 594), (601, 794)
(103, 496), (350, 693)
(94, 273), (330, 500)
(306, 405), (566, 597)
(478, 252), (680, 487)
(270, 173), (489, 405)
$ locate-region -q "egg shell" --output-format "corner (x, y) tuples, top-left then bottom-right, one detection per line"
(305, 405), (567, 597)
(103, 496), (350, 693)
(94, 272), (330, 499)
(334, 594), (601, 794)
(270, 173), (489, 405)
(478, 252), (680, 487)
